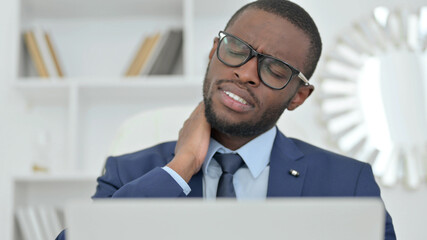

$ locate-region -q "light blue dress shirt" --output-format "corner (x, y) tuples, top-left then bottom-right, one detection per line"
(163, 127), (277, 199)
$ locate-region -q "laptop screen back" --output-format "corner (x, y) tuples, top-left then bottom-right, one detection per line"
(66, 198), (385, 240)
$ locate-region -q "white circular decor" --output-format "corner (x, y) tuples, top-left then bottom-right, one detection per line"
(317, 6), (427, 189)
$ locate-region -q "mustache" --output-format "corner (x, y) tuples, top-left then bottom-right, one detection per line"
(215, 79), (260, 106)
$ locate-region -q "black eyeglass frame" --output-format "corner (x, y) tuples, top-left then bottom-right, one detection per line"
(217, 31), (310, 90)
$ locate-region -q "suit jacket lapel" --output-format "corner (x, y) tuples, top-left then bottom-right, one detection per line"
(171, 129), (307, 198)
(267, 129), (307, 197)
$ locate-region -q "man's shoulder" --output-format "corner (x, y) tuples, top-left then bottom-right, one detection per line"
(280, 135), (377, 195)
(284, 135), (368, 169)
(102, 141), (177, 183)
(109, 141), (177, 166)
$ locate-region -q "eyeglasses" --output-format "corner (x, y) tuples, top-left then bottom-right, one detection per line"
(216, 31), (310, 90)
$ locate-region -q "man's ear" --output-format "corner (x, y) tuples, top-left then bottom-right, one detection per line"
(209, 37), (219, 60)
(287, 84), (314, 111)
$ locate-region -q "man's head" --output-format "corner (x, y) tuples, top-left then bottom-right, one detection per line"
(225, 0), (322, 80)
(203, 0), (322, 139)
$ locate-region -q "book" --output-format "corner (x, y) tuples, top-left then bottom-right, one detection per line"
(27, 206), (44, 240)
(37, 206), (63, 239)
(15, 207), (33, 240)
(148, 29), (183, 75)
(24, 31), (49, 77)
(33, 27), (58, 78)
(35, 206), (50, 239)
(125, 35), (151, 76)
(139, 32), (161, 74)
(125, 32), (161, 76)
(24, 28), (64, 78)
(15, 206), (44, 240)
(140, 31), (171, 75)
(45, 32), (64, 77)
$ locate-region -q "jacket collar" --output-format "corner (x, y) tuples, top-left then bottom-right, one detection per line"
(183, 128), (307, 198)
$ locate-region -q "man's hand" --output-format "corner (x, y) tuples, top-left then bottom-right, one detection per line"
(166, 102), (211, 182)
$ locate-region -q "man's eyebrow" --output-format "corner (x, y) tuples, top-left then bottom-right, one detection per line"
(260, 48), (289, 63)
(230, 31), (287, 61)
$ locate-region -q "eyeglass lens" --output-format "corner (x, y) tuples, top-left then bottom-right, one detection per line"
(218, 34), (294, 89)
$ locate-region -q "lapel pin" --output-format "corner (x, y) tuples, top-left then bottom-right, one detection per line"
(289, 169), (300, 177)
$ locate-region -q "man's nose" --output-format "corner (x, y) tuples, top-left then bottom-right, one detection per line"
(232, 57), (261, 87)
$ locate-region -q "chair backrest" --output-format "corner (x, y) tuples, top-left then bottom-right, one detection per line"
(108, 105), (310, 156)
(108, 105), (195, 156)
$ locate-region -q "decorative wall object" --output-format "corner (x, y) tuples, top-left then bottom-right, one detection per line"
(317, 6), (427, 189)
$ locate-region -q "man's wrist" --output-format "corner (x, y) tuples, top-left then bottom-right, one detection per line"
(162, 166), (191, 195)
(166, 154), (198, 183)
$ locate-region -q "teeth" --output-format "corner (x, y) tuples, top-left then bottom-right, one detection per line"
(224, 91), (248, 105)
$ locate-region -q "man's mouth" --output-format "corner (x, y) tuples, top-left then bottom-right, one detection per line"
(223, 90), (248, 105)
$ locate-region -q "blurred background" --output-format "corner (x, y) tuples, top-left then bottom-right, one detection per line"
(0, 0), (426, 239)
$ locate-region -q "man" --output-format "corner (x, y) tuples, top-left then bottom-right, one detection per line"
(57, 0), (396, 239)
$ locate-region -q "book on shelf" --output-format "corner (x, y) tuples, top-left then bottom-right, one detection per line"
(37, 206), (63, 239)
(45, 32), (64, 77)
(24, 31), (49, 78)
(147, 29), (183, 75)
(23, 27), (64, 78)
(140, 31), (172, 75)
(15, 207), (44, 240)
(125, 29), (183, 77)
(125, 32), (161, 76)
(16, 206), (64, 240)
(15, 207), (33, 240)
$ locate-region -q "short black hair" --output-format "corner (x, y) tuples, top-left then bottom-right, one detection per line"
(225, 0), (322, 80)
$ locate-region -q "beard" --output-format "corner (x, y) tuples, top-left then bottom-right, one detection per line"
(203, 66), (293, 138)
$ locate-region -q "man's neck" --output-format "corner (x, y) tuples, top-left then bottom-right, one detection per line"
(211, 129), (259, 151)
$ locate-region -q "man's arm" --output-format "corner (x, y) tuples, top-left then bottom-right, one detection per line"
(355, 164), (396, 240)
(55, 103), (211, 240)
(166, 102), (211, 182)
(93, 158), (187, 198)
(92, 102), (210, 198)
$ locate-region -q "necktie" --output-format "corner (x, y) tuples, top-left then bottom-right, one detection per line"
(214, 153), (244, 198)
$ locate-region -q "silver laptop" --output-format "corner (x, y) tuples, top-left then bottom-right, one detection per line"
(65, 198), (385, 240)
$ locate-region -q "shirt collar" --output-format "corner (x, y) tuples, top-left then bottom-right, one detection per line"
(202, 127), (277, 178)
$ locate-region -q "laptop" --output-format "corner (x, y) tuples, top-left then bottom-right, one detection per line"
(65, 198), (385, 240)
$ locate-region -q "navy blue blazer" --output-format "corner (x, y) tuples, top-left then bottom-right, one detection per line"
(56, 130), (396, 240)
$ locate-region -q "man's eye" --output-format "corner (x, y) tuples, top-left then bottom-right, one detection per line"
(227, 48), (247, 57)
(264, 65), (287, 79)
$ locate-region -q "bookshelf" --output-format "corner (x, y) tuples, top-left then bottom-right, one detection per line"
(12, 174), (98, 240)
(11, 0), (251, 239)
(17, 0), (187, 173)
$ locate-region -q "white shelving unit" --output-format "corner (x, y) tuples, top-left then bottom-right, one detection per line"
(13, 77), (203, 172)
(11, 0), (251, 239)
(16, 0), (193, 173)
(12, 174), (98, 240)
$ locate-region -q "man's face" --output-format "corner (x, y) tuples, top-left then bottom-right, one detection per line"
(203, 8), (311, 137)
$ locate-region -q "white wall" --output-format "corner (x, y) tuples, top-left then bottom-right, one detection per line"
(1, 1), (34, 240)
(1, 0), (426, 239)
